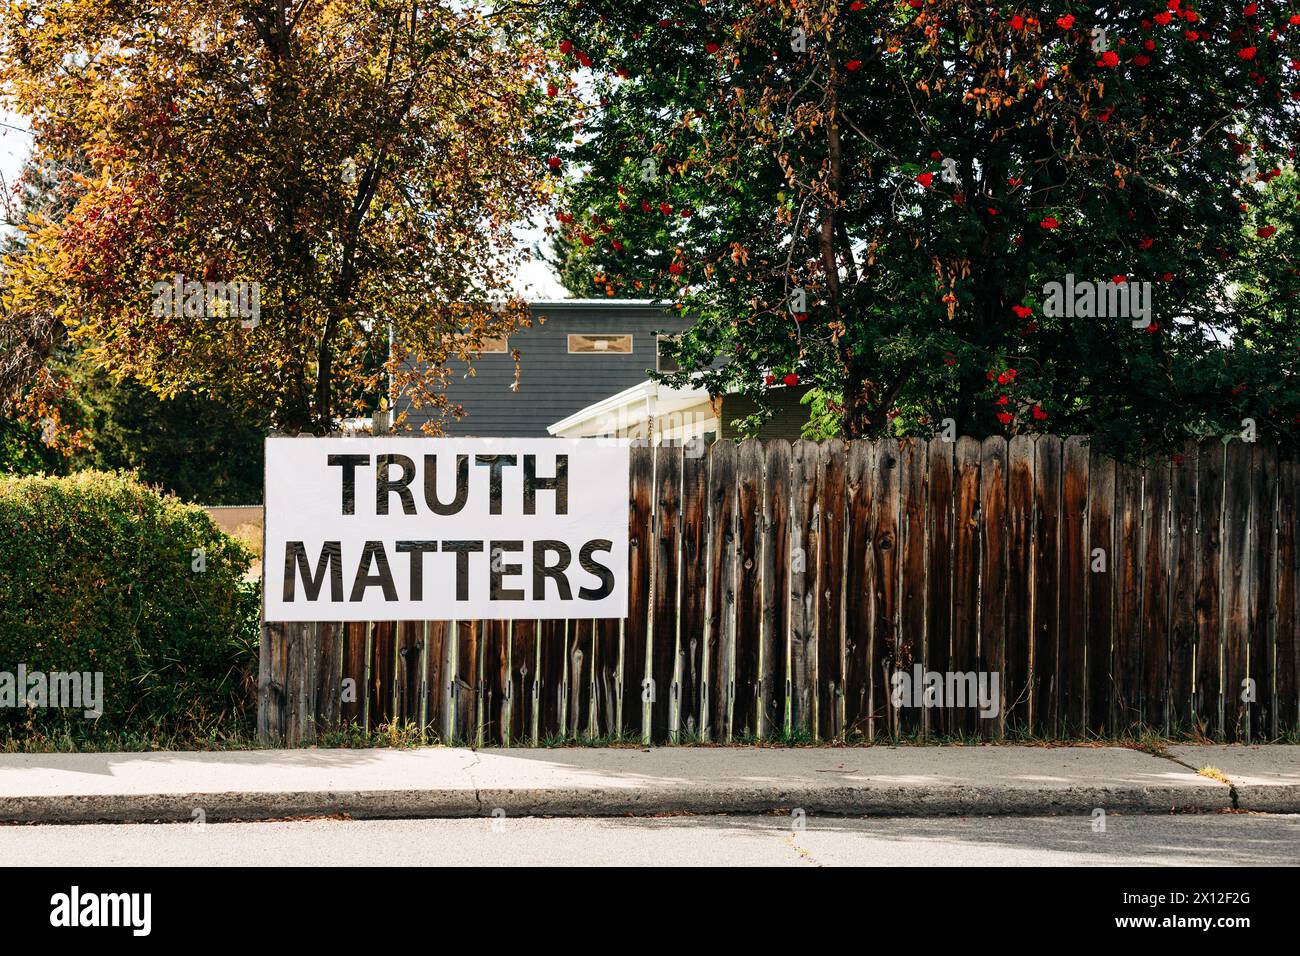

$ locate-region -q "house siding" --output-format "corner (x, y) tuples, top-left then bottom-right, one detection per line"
(399, 302), (691, 437)
(719, 384), (814, 441)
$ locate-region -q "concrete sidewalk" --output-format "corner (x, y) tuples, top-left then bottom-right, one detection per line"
(0, 744), (1297, 823)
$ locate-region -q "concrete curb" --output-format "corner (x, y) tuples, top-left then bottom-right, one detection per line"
(0, 789), (1232, 823)
(0, 785), (1237, 824)
(1, 745), (1288, 824)
(1166, 745), (1300, 814)
(1233, 789), (1300, 813)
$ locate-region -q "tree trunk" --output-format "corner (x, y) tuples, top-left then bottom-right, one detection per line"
(314, 340), (333, 435)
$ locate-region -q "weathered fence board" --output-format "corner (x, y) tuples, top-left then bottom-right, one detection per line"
(843, 440), (873, 737)
(1249, 445), (1277, 741)
(678, 451), (708, 741)
(870, 439), (902, 737)
(1140, 458), (1171, 733)
(593, 618), (618, 740)
(462, 620), (483, 745)
(1031, 436), (1062, 737)
(369, 621), (396, 732)
(703, 441), (736, 742)
(260, 436), (1300, 747)
(1194, 440), (1225, 735)
(1168, 449), (1198, 732)
(979, 437), (1008, 738)
(340, 622), (365, 730)
(1112, 459), (1143, 734)
(1005, 436), (1034, 733)
(788, 440), (819, 737)
(622, 445), (653, 739)
(925, 437), (955, 738)
(735, 439), (765, 739)
(509, 620), (536, 744)
(650, 446), (680, 743)
(396, 621), (423, 729)
(1222, 443), (1252, 742)
(1059, 436), (1089, 736)
(1086, 455), (1115, 735)
(951, 437), (981, 737)
(1278, 461), (1299, 736)
(539, 618), (565, 742)
(898, 438), (928, 740)
(568, 618), (592, 739)
(760, 440), (791, 738)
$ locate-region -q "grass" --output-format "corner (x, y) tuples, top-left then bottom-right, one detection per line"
(539, 730), (644, 748)
(1197, 765), (1232, 785)
(0, 718), (443, 754)
(0, 724), (260, 754)
(3, 713), (1297, 753)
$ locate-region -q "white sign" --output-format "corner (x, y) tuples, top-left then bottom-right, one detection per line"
(263, 437), (629, 622)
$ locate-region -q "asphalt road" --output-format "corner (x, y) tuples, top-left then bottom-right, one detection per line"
(3, 813), (1298, 866)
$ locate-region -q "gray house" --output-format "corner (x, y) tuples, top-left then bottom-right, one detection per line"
(400, 300), (693, 437)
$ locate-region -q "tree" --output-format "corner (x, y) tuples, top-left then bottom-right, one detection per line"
(546, 227), (649, 299)
(0, 151), (90, 442)
(540, 1), (1300, 453)
(69, 367), (267, 504)
(0, 141), (265, 497)
(0, 0), (558, 435)
(0, 417), (63, 474)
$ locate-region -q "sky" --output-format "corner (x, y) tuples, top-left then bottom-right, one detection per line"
(0, 108), (30, 198)
(513, 223), (569, 300)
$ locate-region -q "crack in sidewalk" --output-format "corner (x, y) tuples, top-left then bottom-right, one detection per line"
(784, 833), (823, 866)
(464, 749), (484, 812)
(1148, 750), (1239, 810)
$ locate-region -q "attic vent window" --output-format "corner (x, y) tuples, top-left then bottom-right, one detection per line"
(453, 333), (508, 354)
(569, 333), (632, 354)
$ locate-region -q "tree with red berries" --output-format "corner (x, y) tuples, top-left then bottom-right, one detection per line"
(540, 1), (1300, 453)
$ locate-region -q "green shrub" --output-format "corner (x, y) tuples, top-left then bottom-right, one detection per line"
(0, 471), (259, 740)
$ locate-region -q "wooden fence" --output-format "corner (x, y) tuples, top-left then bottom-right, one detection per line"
(257, 436), (1300, 746)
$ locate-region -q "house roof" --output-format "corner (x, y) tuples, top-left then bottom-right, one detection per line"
(547, 378), (712, 436)
(527, 299), (662, 307)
